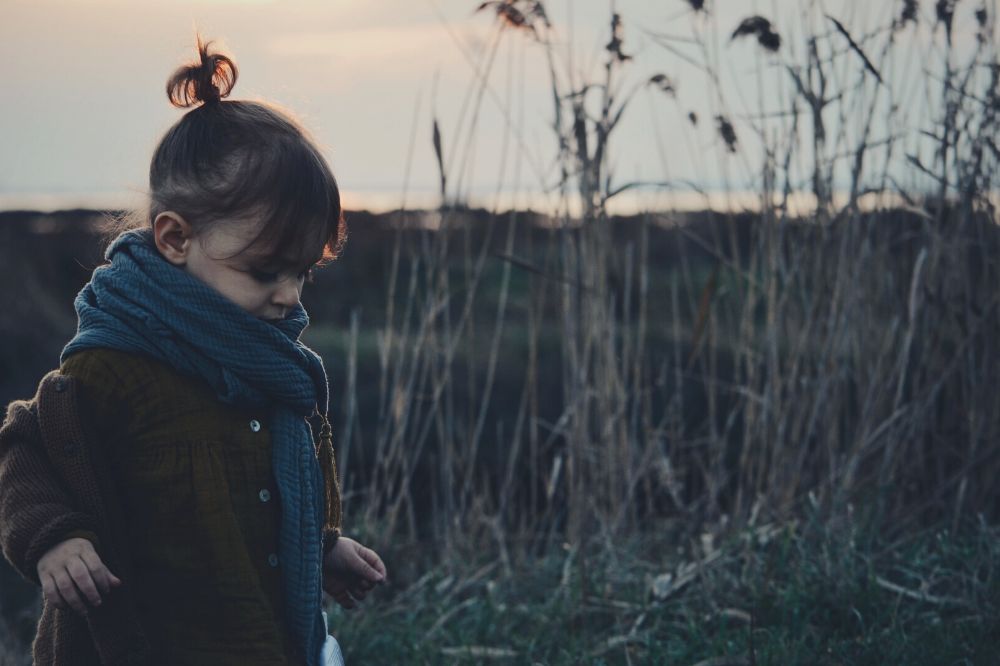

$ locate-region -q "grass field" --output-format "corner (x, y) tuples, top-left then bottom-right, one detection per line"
(331, 515), (1000, 665)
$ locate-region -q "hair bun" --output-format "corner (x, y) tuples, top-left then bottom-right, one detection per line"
(166, 34), (238, 108)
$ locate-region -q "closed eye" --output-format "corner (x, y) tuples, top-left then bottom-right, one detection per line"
(250, 267), (316, 284)
(250, 269), (280, 283)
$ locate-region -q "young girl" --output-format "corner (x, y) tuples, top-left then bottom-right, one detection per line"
(0, 36), (384, 665)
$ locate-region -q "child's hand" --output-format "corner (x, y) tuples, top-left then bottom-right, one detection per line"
(36, 537), (123, 615)
(321, 537), (386, 610)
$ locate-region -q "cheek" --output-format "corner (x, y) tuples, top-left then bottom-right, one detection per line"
(229, 276), (271, 305)
(184, 257), (220, 290)
(191, 264), (263, 308)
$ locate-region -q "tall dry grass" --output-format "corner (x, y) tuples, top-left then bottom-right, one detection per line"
(339, 0), (1000, 557)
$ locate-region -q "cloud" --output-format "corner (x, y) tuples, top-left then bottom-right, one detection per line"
(267, 26), (463, 68)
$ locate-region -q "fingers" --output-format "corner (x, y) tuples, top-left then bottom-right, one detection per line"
(77, 551), (113, 596)
(67, 556), (105, 608)
(76, 541), (123, 589)
(52, 569), (90, 615)
(348, 582), (370, 601)
(324, 574), (373, 608)
(334, 591), (357, 610)
(355, 545), (387, 583)
(41, 573), (67, 611)
(347, 578), (376, 603)
(324, 579), (357, 610)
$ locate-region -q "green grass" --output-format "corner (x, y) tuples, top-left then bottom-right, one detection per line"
(327, 517), (1000, 665)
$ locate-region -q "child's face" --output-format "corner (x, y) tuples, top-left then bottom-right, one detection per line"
(157, 214), (320, 322)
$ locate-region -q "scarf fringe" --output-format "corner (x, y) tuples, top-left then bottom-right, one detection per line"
(316, 412), (343, 532)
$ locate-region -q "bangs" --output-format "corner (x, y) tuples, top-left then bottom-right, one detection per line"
(233, 135), (343, 268)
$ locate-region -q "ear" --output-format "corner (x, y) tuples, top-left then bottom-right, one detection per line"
(153, 212), (194, 266)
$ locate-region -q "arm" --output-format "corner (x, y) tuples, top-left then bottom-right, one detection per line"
(0, 398), (102, 586)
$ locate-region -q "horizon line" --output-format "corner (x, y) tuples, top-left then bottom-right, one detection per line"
(0, 189), (992, 220)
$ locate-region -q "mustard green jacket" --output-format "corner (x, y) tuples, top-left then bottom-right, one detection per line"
(0, 349), (338, 665)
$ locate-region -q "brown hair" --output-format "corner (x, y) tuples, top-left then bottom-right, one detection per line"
(107, 34), (346, 268)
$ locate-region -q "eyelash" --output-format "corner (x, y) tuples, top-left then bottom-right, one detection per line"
(250, 268), (316, 284)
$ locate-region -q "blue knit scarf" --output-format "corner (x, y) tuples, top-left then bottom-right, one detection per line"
(60, 227), (329, 665)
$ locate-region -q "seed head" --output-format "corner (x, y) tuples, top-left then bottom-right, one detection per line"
(731, 16), (781, 53)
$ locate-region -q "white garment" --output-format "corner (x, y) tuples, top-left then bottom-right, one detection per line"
(320, 611), (346, 666)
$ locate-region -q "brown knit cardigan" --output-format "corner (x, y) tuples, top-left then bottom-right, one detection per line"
(0, 362), (342, 665)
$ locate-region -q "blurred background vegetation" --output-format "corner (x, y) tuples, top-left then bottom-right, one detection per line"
(3, 1), (1000, 663)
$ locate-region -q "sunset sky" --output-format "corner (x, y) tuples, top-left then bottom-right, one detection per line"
(1, 1), (986, 213)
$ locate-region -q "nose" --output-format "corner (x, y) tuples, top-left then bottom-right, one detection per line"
(271, 276), (302, 313)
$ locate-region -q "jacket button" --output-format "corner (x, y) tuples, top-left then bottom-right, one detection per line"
(55, 377), (67, 392)
(259, 488), (271, 503)
(249, 419), (261, 432)
(267, 553), (279, 567)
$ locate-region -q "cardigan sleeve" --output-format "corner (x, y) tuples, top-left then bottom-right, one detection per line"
(0, 398), (102, 586)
